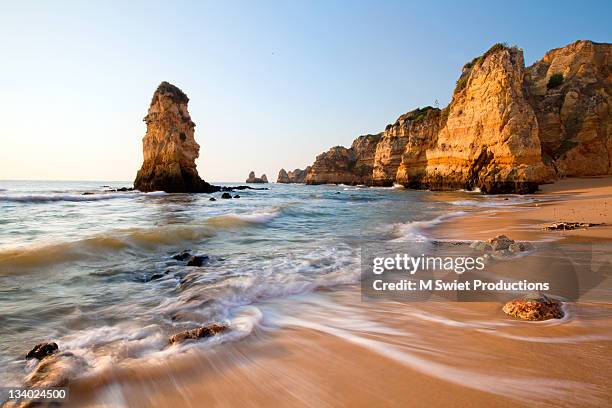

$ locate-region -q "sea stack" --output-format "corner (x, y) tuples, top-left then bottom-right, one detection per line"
(246, 171), (268, 183)
(134, 82), (218, 193)
(277, 169), (290, 183)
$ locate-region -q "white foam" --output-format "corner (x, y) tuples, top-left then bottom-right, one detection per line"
(0, 191), (166, 203)
(390, 211), (467, 241)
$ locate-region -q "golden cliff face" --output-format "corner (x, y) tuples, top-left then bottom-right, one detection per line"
(525, 40), (611, 176)
(305, 40), (610, 193)
(420, 45), (553, 193)
(395, 108), (443, 187)
(134, 82), (215, 193)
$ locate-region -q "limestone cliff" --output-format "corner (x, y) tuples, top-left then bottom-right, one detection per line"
(304, 40), (610, 193)
(277, 167), (311, 183)
(418, 44), (553, 193)
(525, 40), (611, 176)
(306, 134), (381, 185)
(305, 146), (357, 184)
(395, 108), (444, 187)
(375, 107), (440, 186)
(246, 171), (268, 183)
(134, 82), (217, 193)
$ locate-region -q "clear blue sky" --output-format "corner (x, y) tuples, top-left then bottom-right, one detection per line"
(0, 0), (610, 182)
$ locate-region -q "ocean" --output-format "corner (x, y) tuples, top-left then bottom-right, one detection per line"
(1, 181), (610, 406)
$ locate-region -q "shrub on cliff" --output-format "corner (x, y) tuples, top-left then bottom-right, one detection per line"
(455, 43), (509, 94)
(547, 73), (564, 89)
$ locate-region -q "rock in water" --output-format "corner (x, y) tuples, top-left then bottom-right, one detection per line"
(169, 323), (229, 344)
(503, 294), (564, 321)
(277, 168), (290, 183)
(26, 342), (58, 360)
(134, 82), (218, 193)
(246, 171), (268, 183)
(187, 255), (209, 266)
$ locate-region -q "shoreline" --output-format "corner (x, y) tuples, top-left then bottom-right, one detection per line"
(429, 176), (612, 242)
(59, 176), (612, 407)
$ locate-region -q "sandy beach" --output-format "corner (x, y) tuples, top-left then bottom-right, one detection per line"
(430, 176), (612, 242)
(60, 177), (612, 408)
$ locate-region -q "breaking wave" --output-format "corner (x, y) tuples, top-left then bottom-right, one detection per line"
(0, 208), (284, 271)
(0, 191), (167, 203)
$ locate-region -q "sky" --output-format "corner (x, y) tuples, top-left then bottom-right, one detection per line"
(0, 0), (610, 182)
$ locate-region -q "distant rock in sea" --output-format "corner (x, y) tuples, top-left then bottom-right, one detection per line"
(277, 167), (310, 183)
(134, 81), (218, 193)
(246, 171), (268, 183)
(302, 40), (611, 193)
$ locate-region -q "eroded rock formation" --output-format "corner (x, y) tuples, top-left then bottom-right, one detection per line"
(304, 40), (611, 193)
(306, 134), (381, 185)
(246, 171), (268, 183)
(277, 167), (311, 183)
(525, 40), (611, 176)
(134, 82), (218, 193)
(277, 168), (290, 183)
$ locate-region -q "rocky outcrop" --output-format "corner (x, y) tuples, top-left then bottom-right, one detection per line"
(134, 82), (218, 193)
(169, 323), (229, 344)
(303, 41), (611, 193)
(391, 107), (443, 187)
(525, 40), (611, 176)
(306, 146), (356, 184)
(26, 342), (58, 360)
(277, 167), (312, 183)
(277, 168), (290, 183)
(416, 44), (553, 193)
(503, 294), (564, 321)
(306, 134), (381, 185)
(246, 171), (268, 183)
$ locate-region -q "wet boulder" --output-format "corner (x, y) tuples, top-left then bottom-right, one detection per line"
(209, 197), (216, 201)
(187, 255), (209, 267)
(503, 294), (564, 321)
(24, 351), (89, 388)
(26, 342), (58, 360)
(169, 323), (229, 344)
(221, 192), (232, 199)
(233, 194), (240, 198)
(488, 234), (514, 251)
(172, 250), (192, 261)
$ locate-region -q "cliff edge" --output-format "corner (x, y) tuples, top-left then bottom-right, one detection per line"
(304, 40), (611, 193)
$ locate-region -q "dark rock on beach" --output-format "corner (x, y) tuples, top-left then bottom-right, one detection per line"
(503, 294), (564, 321)
(187, 255), (209, 267)
(169, 323), (229, 344)
(233, 194), (240, 198)
(26, 342), (58, 360)
(542, 222), (603, 230)
(209, 197), (216, 201)
(221, 192), (232, 199)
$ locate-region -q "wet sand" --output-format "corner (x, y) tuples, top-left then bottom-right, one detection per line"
(430, 176), (612, 242)
(61, 177), (612, 407)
